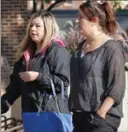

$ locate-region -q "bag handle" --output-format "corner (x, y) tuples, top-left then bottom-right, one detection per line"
(37, 78), (64, 115)
(50, 78), (64, 99)
(49, 78), (65, 113)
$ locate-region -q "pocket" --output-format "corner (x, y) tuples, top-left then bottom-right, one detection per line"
(87, 113), (106, 128)
(94, 113), (106, 121)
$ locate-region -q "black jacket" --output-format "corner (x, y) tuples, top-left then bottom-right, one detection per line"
(1, 41), (71, 113)
(69, 39), (125, 118)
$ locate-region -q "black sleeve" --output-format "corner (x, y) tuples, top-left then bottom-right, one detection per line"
(1, 60), (21, 113)
(106, 48), (125, 106)
(37, 44), (71, 92)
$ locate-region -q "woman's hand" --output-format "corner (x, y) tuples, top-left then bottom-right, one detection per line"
(19, 71), (39, 82)
(96, 108), (106, 119)
(96, 97), (115, 119)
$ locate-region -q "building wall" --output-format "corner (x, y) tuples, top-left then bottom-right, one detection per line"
(1, 0), (28, 66)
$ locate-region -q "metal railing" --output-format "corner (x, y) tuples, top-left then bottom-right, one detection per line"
(1, 116), (24, 132)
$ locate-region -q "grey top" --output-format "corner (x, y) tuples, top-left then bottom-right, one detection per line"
(69, 39), (125, 118)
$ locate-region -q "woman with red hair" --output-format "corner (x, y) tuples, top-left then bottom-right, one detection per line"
(69, 1), (126, 132)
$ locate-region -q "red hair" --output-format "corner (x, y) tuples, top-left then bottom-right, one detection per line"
(79, 1), (117, 36)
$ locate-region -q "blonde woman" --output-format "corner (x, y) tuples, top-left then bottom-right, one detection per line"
(1, 11), (71, 131)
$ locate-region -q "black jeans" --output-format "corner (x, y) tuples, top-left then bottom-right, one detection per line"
(73, 112), (121, 132)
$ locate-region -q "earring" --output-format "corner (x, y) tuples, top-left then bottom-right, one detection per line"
(75, 19), (79, 24)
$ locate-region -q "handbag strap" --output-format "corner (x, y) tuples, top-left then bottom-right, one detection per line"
(37, 78), (65, 115)
(50, 78), (64, 99)
(50, 78), (65, 113)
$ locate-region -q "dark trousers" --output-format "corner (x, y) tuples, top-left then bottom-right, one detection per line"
(73, 112), (121, 132)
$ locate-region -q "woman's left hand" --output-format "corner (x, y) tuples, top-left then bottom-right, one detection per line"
(19, 71), (39, 82)
(96, 108), (106, 119)
(96, 97), (115, 119)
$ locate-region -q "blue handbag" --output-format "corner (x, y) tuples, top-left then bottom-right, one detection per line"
(22, 79), (73, 132)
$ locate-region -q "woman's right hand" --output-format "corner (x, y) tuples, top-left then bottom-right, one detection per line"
(19, 71), (39, 82)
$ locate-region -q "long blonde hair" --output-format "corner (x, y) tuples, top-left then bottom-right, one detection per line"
(16, 11), (59, 60)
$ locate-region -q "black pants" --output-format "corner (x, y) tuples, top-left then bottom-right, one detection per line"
(73, 112), (121, 132)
